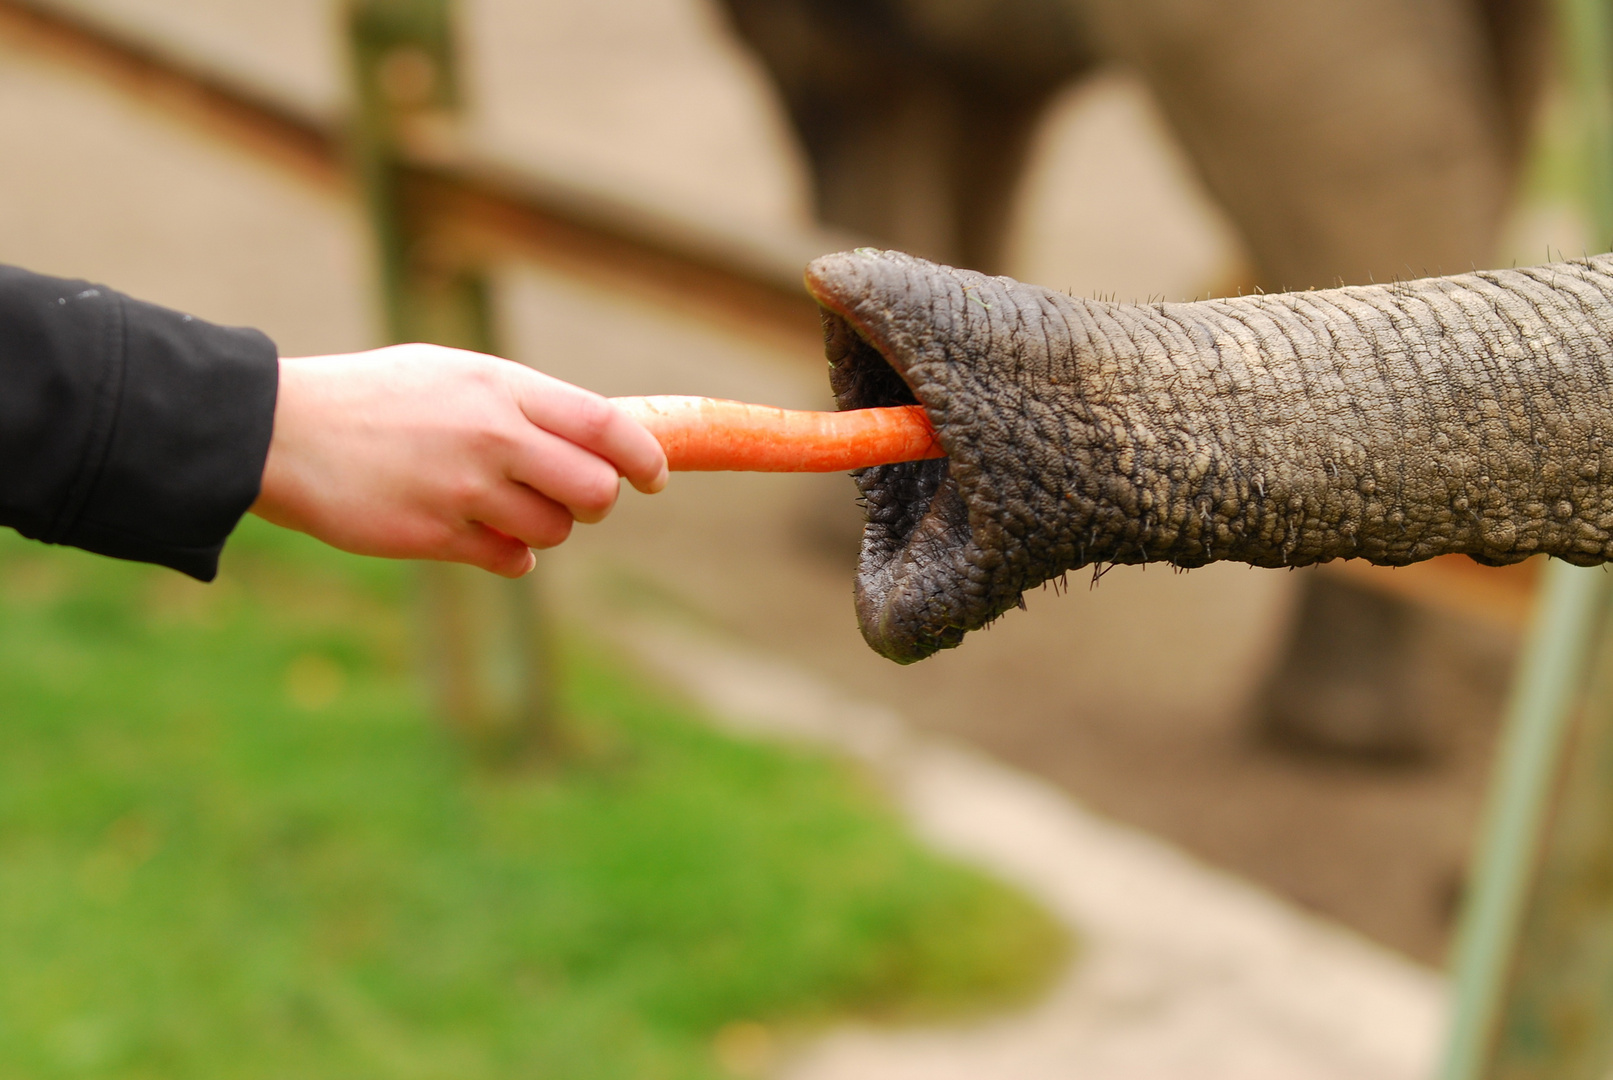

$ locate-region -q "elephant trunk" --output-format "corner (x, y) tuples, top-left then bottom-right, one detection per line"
(805, 249), (1613, 662)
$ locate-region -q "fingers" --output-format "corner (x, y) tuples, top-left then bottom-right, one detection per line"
(453, 524), (538, 578)
(508, 369), (669, 495)
(503, 427), (626, 524)
(261, 345), (667, 580)
(470, 482), (576, 553)
(449, 488), (566, 578)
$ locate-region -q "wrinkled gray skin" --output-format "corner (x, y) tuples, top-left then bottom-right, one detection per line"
(812, 249), (1613, 663)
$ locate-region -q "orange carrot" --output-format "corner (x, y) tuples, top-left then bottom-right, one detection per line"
(611, 396), (944, 472)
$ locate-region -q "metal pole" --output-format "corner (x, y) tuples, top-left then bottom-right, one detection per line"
(1565, 0), (1613, 246)
(346, 0), (562, 763)
(1439, 1), (1613, 1074)
(1440, 564), (1610, 1079)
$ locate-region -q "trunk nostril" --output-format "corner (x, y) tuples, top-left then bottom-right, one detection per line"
(821, 310), (920, 411)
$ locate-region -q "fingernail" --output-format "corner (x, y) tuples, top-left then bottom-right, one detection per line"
(521, 549), (537, 575)
(651, 464), (669, 493)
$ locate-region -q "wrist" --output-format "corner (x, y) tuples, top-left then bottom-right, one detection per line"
(251, 355), (319, 532)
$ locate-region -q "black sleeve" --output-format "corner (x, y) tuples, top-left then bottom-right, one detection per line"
(0, 265), (279, 581)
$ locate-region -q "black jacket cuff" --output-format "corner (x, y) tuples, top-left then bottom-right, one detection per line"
(0, 267), (279, 580)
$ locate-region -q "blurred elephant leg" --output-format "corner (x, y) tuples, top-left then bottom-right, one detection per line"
(1257, 576), (1424, 762)
(718, 0), (1079, 269)
(803, 80), (1056, 271)
(1081, 0), (1547, 760)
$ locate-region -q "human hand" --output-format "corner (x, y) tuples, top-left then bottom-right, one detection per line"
(251, 344), (668, 577)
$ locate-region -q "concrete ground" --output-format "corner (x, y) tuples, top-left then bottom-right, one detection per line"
(0, 1), (1588, 1071)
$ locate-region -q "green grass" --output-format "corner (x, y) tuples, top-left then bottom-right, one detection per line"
(0, 521), (1063, 1079)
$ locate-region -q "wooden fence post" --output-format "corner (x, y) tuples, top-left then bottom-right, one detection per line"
(345, 0), (562, 763)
